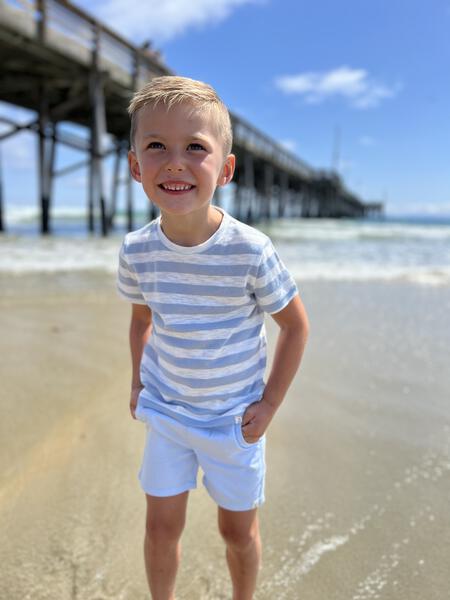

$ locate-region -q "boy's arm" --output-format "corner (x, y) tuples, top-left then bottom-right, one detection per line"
(129, 303), (152, 419)
(241, 294), (309, 442)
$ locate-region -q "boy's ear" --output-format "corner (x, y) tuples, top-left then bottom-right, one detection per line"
(218, 154), (236, 186)
(128, 150), (142, 182)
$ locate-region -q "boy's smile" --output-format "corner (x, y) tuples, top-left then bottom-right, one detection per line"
(159, 181), (195, 194)
(128, 102), (235, 228)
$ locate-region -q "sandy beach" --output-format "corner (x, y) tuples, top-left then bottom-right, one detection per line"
(1, 271), (449, 599)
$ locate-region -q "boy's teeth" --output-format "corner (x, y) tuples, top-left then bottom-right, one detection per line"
(162, 184), (193, 191)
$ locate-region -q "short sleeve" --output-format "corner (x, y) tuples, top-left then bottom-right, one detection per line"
(251, 240), (298, 314)
(116, 241), (147, 305)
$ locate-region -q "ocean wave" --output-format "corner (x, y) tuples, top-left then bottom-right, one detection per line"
(1, 235), (449, 286)
(286, 264), (450, 286)
(0, 236), (120, 274)
(262, 219), (450, 242)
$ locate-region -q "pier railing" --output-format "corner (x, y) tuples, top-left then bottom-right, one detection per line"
(0, 0), (169, 87)
(232, 114), (314, 180)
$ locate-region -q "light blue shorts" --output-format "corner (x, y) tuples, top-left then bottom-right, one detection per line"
(135, 403), (266, 511)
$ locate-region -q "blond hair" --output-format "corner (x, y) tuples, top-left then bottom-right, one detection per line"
(128, 76), (233, 155)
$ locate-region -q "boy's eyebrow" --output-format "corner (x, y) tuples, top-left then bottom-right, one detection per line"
(142, 132), (210, 142)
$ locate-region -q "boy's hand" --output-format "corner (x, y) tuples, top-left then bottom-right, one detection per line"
(241, 397), (277, 443)
(130, 384), (143, 419)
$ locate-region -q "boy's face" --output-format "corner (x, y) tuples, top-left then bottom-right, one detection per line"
(128, 102), (235, 220)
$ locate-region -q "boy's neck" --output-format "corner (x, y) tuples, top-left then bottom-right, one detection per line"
(159, 205), (223, 247)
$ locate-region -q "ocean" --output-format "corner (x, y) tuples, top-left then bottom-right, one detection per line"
(1, 205), (449, 287)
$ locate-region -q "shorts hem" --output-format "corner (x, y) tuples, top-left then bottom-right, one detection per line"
(139, 480), (197, 498)
(203, 479), (265, 511)
(216, 495), (266, 512)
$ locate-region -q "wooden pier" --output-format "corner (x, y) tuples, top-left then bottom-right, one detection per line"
(0, 0), (383, 235)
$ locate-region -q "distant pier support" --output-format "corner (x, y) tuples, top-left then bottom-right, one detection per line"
(364, 202), (384, 218)
(278, 171), (288, 218)
(89, 52), (108, 236)
(263, 164), (274, 220)
(37, 82), (55, 234)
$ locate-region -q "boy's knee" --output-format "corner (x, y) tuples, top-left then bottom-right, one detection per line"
(145, 513), (185, 545)
(218, 520), (259, 552)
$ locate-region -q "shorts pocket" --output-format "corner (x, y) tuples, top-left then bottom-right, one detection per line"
(134, 402), (144, 421)
(234, 420), (261, 449)
(135, 402), (152, 428)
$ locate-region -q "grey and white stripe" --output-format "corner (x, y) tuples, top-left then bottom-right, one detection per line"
(117, 209), (298, 427)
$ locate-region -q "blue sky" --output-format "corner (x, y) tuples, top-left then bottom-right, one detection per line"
(2, 0), (450, 216)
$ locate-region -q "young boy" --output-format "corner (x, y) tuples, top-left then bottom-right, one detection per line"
(117, 75), (309, 600)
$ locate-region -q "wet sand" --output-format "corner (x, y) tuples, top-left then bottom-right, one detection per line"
(1, 272), (449, 600)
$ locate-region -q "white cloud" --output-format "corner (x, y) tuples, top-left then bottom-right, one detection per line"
(275, 66), (401, 109)
(82, 0), (261, 43)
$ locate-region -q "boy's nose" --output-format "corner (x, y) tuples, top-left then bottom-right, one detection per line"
(165, 152), (185, 172)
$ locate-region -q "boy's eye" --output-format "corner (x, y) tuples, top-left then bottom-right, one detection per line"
(187, 142), (206, 151)
(147, 141), (164, 149)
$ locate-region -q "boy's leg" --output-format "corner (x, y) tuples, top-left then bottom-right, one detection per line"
(144, 491), (189, 600)
(218, 506), (261, 600)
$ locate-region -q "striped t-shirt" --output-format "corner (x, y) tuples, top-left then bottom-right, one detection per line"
(117, 208), (298, 427)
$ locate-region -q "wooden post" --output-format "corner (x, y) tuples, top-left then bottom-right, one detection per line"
(88, 29), (97, 234)
(279, 171), (288, 218)
(263, 163), (273, 220)
(37, 0), (47, 43)
(109, 144), (121, 229)
(294, 191), (302, 218)
(38, 83), (53, 234)
(37, 0), (54, 234)
(301, 185), (311, 218)
(284, 189), (291, 218)
(89, 25), (108, 236)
